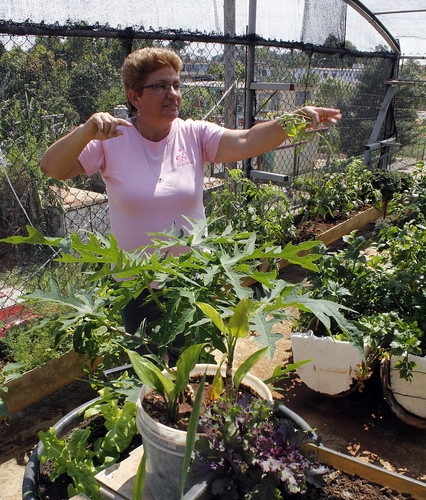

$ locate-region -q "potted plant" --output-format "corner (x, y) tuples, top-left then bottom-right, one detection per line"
(129, 297), (302, 500)
(5, 218), (358, 499)
(290, 232), (383, 396)
(24, 367), (143, 500)
(359, 311), (426, 428)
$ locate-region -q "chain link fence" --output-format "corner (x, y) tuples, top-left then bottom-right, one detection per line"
(0, 22), (425, 320)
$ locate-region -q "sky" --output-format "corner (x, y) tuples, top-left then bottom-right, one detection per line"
(1, 0), (425, 57)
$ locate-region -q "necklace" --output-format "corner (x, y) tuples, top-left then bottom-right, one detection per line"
(134, 117), (173, 183)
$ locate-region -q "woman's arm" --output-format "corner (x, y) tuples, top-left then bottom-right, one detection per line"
(214, 106), (341, 164)
(40, 112), (131, 180)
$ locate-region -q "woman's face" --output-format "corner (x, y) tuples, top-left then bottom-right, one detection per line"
(129, 65), (182, 125)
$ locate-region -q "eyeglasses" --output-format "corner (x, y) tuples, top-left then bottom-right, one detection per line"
(139, 82), (184, 94)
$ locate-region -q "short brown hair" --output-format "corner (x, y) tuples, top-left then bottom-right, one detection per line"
(122, 47), (183, 114)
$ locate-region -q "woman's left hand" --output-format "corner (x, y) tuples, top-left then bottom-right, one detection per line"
(298, 106), (342, 129)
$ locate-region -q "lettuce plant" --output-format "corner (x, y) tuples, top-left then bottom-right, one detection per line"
(38, 384), (138, 500)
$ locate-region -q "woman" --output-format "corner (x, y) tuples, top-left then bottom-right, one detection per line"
(41, 47), (341, 338)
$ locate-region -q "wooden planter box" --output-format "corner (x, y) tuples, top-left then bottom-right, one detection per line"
(313, 205), (383, 246)
(0, 351), (101, 417)
(305, 443), (426, 500)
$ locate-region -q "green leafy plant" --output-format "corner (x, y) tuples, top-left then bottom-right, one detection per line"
(38, 383), (139, 500)
(293, 157), (382, 230)
(194, 298), (312, 402)
(127, 343), (205, 423)
(357, 312), (423, 381)
(370, 167), (414, 202)
(375, 161), (426, 231)
(205, 168), (296, 245)
(0, 307), (72, 385)
(195, 298), (269, 400)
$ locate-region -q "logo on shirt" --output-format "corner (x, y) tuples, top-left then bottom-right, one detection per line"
(175, 148), (193, 168)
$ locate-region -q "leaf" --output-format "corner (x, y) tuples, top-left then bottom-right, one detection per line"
(127, 350), (174, 397)
(132, 444), (147, 500)
(0, 225), (65, 246)
(23, 277), (104, 316)
(275, 240), (322, 271)
(68, 427), (94, 462)
(101, 401), (137, 453)
(195, 302), (225, 333)
(263, 360), (312, 385)
(209, 367), (224, 401)
(229, 298), (265, 340)
(173, 343), (205, 398)
(233, 346), (269, 391)
(227, 298), (252, 339)
(250, 310), (283, 359)
(181, 370), (207, 499)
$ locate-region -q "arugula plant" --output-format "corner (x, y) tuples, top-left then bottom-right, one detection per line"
(279, 111), (318, 154)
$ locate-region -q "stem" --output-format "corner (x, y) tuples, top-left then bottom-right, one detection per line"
(140, 271), (166, 313)
(225, 333), (238, 398)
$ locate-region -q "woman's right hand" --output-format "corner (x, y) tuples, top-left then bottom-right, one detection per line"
(41, 111), (132, 180)
(82, 112), (132, 141)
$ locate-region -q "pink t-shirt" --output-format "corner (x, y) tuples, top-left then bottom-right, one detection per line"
(79, 118), (225, 251)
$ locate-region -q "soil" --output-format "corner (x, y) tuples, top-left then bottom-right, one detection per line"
(1, 222), (425, 499)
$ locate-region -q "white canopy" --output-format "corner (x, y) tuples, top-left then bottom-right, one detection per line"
(1, 0), (425, 57)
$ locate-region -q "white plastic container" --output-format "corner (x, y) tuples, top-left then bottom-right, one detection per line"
(136, 364), (273, 500)
(389, 354), (426, 419)
(291, 331), (366, 396)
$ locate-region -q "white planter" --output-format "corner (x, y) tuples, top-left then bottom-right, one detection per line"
(136, 364), (272, 500)
(291, 331), (366, 396)
(387, 354), (426, 419)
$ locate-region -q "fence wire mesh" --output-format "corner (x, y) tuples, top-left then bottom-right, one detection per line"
(0, 22), (425, 323)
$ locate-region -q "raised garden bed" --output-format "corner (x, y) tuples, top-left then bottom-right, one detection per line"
(0, 351), (101, 417)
